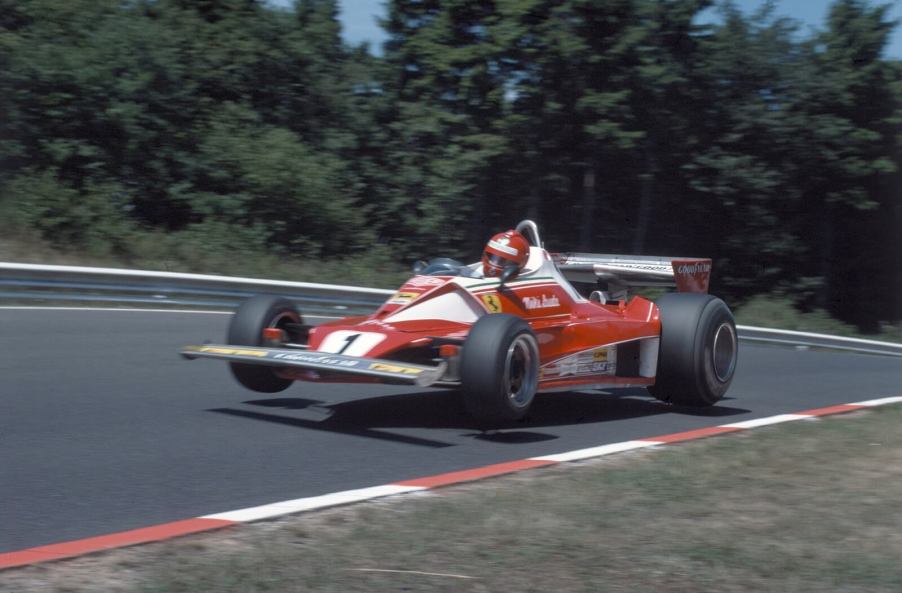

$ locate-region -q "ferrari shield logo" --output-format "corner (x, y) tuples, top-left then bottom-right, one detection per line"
(481, 293), (502, 313)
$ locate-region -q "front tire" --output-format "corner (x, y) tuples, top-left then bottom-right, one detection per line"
(650, 293), (738, 407)
(227, 295), (302, 393)
(460, 314), (540, 426)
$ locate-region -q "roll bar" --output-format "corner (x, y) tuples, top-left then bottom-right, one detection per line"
(515, 219), (542, 248)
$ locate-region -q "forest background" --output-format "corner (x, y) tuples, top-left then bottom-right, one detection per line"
(0, 0), (899, 334)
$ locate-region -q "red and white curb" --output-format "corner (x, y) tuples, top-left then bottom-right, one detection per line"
(3, 395), (901, 571)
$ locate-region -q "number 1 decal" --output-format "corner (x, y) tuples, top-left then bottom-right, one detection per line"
(336, 333), (360, 354)
(317, 331), (386, 357)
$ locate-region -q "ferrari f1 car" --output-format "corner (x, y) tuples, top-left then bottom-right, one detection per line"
(181, 220), (738, 426)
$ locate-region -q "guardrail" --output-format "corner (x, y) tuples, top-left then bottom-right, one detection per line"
(737, 325), (902, 358)
(1, 262), (900, 357)
(0, 263), (393, 315)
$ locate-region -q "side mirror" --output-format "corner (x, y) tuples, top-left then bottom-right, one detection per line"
(412, 260), (428, 274)
(499, 265), (518, 286)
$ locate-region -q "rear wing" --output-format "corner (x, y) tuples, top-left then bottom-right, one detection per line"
(552, 253), (712, 297)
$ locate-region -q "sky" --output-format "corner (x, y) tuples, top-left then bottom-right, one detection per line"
(332, 0), (902, 58)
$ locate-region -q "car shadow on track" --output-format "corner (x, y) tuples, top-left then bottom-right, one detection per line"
(207, 389), (750, 447)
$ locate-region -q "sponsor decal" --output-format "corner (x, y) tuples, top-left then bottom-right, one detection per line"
(387, 291), (418, 305)
(407, 275), (447, 287)
(272, 352), (360, 368)
(672, 260), (712, 293)
(523, 294), (561, 310)
(198, 346), (267, 357)
(567, 361), (614, 376)
(675, 262), (712, 275)
(543, 360), (615, 379)
(540, 348), (617, 379)
(368, 362), (423, 375)
(480, 293), (503, 313)
(615, 263), (667, 271)
(488, 238), (518, 256)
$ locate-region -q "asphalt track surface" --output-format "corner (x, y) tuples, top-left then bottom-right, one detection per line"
(2, 308), (901, 553)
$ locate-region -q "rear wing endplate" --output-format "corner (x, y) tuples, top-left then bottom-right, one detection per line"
(552, 253), (712, 295)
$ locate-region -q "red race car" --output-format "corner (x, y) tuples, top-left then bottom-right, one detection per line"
(182, 220), (738, 426)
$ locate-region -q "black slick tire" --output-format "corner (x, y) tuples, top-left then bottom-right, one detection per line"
(227, 294), (302, 393)
(649, 293), (738, 407)
(460, 314), (539, 426)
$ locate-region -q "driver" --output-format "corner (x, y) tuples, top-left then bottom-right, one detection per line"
(482, 230), (530, 278)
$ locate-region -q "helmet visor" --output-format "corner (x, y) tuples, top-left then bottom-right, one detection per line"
(485, 253), (511, 268)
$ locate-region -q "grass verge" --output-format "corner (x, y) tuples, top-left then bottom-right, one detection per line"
(0, 226), (409, 290)
(734, 295), (902, 343)
(3, 405), (902, 593)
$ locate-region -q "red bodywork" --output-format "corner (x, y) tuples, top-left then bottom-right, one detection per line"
(273, 247), (699, 392)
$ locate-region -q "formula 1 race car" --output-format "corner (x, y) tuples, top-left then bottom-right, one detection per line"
(181, 220), (738, 426)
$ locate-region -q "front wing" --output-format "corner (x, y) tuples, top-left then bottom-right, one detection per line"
(180, 344), (447, 387)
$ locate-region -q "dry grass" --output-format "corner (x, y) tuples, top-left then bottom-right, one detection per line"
(0, 226), (408, 289)
(3, 407), (902, 593)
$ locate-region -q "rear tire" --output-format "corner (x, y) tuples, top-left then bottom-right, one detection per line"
(461, 314), (539, 426)
(227, 295), (302, 393)
(649, 293), (738, 407)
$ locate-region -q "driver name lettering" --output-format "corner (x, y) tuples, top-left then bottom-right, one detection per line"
(523, 294), (560, 310)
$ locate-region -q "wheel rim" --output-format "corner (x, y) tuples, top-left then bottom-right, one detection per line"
(267, 312), (300, 342)
(712, 322), (737, 383)
(503, 334), (539, 409)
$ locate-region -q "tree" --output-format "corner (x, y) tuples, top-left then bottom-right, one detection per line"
(674, 2), (811, 299)
(627, 0), (712, 254)
(495, 0), (646, 251)
(796, 0), (899, 329)
(377, 0), (511, 256)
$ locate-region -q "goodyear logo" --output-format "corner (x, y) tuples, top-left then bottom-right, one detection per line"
(369, 362), (423, 375)
(198, 346), (267, 357)
(676, 262), (712, 275)
(481, 293), (502, 313)
(592, 349), (609, 362)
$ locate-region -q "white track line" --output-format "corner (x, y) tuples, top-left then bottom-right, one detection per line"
(855, 396), (902, 407)
(721, 414), (810, 429)
(202, 485), (425, 522)
(532, 440), (660, 463)
(347, 568), (478, 579)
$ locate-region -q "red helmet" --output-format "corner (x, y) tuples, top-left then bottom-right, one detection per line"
(482, 230), (530, 278)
